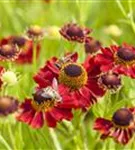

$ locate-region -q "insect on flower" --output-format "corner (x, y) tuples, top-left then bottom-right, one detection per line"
(34, 53), (105, 110)
(17, 79), (73, 128)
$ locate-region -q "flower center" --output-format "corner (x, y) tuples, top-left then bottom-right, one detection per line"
(117, 47), (135, 62)
(101, 73), (121, 88)
(32, 87), (62, 111)
(64, 64), (82, 77)
(0, 44), (18, 58)
(0, 97), (13, 111)
(59, 63), (88, 90)
(112, 108), (133, 126)
(10, 36), (26, 47)
(67, 26), (84, 38)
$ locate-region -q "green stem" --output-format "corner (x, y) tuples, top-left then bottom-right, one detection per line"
(128, 0), (135, 34)
(1, 84), (8, 96)
(80, 122), (88, 150)
(8, 61), (12, 70)
(116, 0), (128, 18)
(7, 124), (17, 150)
(0, 133), (12, 150)
(49, 128), (62, 150)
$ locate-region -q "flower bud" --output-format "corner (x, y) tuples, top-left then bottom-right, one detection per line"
(2, 71), (17, 86)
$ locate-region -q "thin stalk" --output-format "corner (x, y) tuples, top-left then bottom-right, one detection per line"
(7, 124), (17, 150)
(0, 133), (12, 150)
(128, 0), (135, 34)
(116, 0), (128, 18)
(80, 122), (88, 150)
(1, 84), (8, 96)
(49, 128), (62, 150)
(8, 61), (12, 70)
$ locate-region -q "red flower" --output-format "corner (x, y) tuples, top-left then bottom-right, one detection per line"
(95, 43), (135, 78)
(59, 23), (92, 43)
(94, 108), (135, 145)
(34, 53), (105, 110)
(84, 55), (122, 94)
(34, 52), (78, 89)
(17, 79), (73, 128)
(0, 36), (40, 64)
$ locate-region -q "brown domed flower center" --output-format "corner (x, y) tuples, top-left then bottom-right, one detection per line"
(0, 44), (19, 59)
(117, 47), (135, 61)
(59, 63), (88, 90)
(10, 36), (26, 47)
(112, 108), (133, 126)
(0, 96), (19, 116)
(0, 97), (13, 110)
(67, 26), (84, 38)
(98, 73), (121, 93)
(32, 87), (62, 111)
(101, 73), (121, 87)
(64, 64), (82, 77)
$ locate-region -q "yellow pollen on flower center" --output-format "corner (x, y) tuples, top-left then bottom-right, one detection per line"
(59, 63), (88, 90)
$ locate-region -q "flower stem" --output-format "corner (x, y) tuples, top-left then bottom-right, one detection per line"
(49, 128), (62, 150)
(7, 124), (17, 150)
(0, 133), (12, 150)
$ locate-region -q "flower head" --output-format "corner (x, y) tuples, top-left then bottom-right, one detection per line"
(104, 25), (122, 37)
(9, 36), (27, 48)
(84, 37), (101, 54)
(17, 79), (73, 128)
(26, 25), (45, 41)
(59, 23), (91, 43)
(98, 72), (122, 93)
(0, 44), (20, 61)
(94, 107), (135, 145)
(46, 26), (61, 39)
(1, 71), (18, 86)
(0, 36), (41, 64)
(34, 53), (105, 110)
(0, 96), (19, 116)
(95, 43), (135, 78)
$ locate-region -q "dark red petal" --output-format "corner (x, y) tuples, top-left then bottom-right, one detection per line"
(84, 55), (101, 77)
(50, 107), (73, 121)
(87, 79), (105, 97)
(45, 112), (57, 127)
(112, 128), (133, 145)
(30, 112), (44, 129)
(20, 99), (33, 111)
(16, 41), (41, 64)
(95, 54), (113, 65)
(100, 63), (114, 72)
(94, 118), (113, 134)
(17, 109), (35, 125)
(101, 47), (114, 58)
